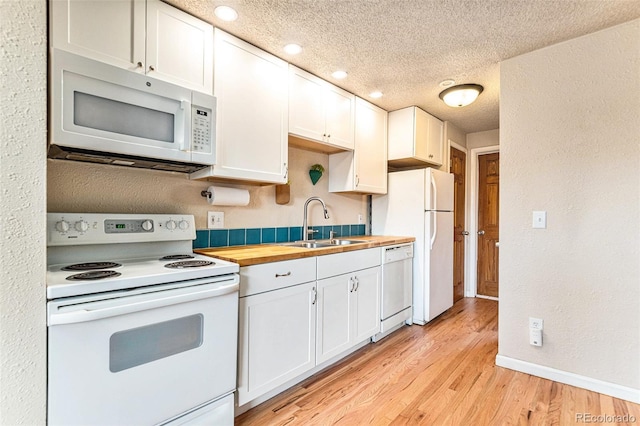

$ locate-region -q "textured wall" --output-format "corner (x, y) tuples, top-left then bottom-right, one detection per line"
(0, 0), (47, 424)
(466, 128), (499, 149)
(48, 146), (367, 230)
(499, 19), (640, 390)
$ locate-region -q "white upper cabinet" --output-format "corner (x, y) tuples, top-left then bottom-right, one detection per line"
(328, 97), (388, 194)
(50, 0), (213, 94)
(190, 29), (288, 184)
(289, 66), (355, 150)
(145, 0), (213, 94)
(388, 106), (444, 168)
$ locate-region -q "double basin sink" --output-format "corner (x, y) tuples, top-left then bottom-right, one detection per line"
(277, 239), (366, 249)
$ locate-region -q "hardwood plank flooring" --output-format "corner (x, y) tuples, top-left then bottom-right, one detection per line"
(236, 298), (640, 425)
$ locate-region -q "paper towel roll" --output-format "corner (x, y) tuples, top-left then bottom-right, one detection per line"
(205, 186), (250, 206)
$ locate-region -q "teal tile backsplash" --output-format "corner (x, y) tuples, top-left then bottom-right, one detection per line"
(193, 224), (366, 249)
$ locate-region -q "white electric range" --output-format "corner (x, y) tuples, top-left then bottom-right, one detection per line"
(46, 213), (239, 426)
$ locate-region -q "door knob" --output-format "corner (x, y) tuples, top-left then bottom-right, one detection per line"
(461, 231), (470, 236)
(495, 241), (500, 247)
(478, 230), (485, 235)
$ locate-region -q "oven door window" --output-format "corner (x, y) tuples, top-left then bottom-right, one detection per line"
(109, 314), (203, 373)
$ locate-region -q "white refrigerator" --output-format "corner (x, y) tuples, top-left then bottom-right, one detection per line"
(372, 168), (454, 324)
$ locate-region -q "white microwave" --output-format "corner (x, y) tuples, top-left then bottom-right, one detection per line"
(49, 49), (216, 173)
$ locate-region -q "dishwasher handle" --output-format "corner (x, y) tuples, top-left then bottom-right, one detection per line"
(49, 280), (239, 326)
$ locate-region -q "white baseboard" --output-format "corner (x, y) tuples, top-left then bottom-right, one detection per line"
(495, 355), (640, 403)
(476, 294), (498, 301)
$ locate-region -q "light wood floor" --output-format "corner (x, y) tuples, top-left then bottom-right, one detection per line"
(236, 298), (640, 425)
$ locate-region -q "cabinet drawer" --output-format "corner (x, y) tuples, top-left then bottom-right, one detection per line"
(240, 258), (316, 297)
(317, 248), (381, 280)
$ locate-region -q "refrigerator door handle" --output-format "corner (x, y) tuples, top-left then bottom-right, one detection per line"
(430, 173), (437, 211)
(430, 211), (437, 250)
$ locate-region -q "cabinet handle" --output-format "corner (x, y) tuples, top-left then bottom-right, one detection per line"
(149, 65), (155, 71)
(327, 134), (331, 138)
(283, 163), (288, 180)
(275, 272), (291, 278)
(349, 277), (354, 292)
(311, 287), (317, 305)
(136, 61), (143, 68)
(355, 175), (360, 186)
(353, 276), (359, 292)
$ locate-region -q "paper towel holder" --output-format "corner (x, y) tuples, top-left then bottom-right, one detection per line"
(201, 190), (211, 198)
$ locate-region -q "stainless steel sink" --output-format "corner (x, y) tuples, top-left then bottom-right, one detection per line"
(277, 241), (332, 248)
(317, 239), (367, 246)
(277, 239), (366, 249)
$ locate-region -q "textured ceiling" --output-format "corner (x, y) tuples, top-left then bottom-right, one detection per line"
(166, 0), (640, 134)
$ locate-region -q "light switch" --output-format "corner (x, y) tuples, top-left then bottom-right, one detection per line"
(532, 211), (546, 229)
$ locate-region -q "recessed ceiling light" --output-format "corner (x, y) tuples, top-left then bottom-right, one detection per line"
(369, 91), (383, 99)
(214, 5), (238, 22)
(283, 44), (302, 55)
(439, 79), (456, 88)
(331, 70), (348, 80)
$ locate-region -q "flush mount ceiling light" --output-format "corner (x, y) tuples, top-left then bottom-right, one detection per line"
(214, 5), (238, 21)
(369, 91), (383, 99)
(331, 70), (348, 79)
(439, 84), (484, 107)
(283, 44), (302, 55)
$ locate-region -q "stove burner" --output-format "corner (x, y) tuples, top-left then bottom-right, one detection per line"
(62, 262), (122, 271)
(66, 270), (122, 281)
(164, 260), (214, 269)
(160, 254), (195, 261)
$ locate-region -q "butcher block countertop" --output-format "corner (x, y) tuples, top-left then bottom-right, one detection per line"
(195, 235), (415, 267)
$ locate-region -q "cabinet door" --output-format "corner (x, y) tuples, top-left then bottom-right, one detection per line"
(146, 0), (213, 94)
(316, 275), (352, 365)
(50, 0), (145, 71)
(354, 98), (387, 193)
(414, 107), (430, 161)
(352, 267), (381, 343)
(211, 30), (288, 183)
(288, 66), (326, 142)
(426, 114), (444, 166)
(237, 282), (316, 405)
(324, 85), (355, 149)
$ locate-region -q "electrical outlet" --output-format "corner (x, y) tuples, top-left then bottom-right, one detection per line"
(207, 211), (224, 229)
(358, 214), (363, 224)
(529, 317), (543, 330)
(529, 329), (543, 346)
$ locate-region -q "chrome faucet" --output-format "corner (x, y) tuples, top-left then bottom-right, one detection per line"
(302, 197), (329, 241)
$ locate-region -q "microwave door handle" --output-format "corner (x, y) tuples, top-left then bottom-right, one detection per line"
(48, 281), (239, 325)
(179, 99), (191, 152)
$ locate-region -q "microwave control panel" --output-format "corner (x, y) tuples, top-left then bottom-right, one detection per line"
(191, 106), (213, 153)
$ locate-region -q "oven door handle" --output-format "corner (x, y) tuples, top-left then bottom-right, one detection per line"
(49, 281), (239, 326)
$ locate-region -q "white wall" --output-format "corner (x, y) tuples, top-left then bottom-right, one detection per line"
(498, 19), (640, 398)
(467, 128), (499, 149)
(48, 146), (367, 230)
(0, 1), (47, 424)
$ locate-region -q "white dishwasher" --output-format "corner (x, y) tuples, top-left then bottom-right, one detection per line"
(373, 243), (414, 342)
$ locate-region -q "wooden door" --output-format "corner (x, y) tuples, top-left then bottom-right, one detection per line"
(477, 152), (500, 297)
(450, 147), (466, 302)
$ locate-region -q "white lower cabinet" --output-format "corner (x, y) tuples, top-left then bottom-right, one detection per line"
(237, 281), (316, 405)
(316, 266), (380, 364)
(237, 258), (316, 405)
(237, 249), (382, 409)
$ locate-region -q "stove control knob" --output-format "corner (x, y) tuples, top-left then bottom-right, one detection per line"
(55, 220), (70, 233)
(141, 220), (154, 231)
(178, 220), (189, 230)
(166, 220), (177, 230)
(74, 220), (89, 232)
